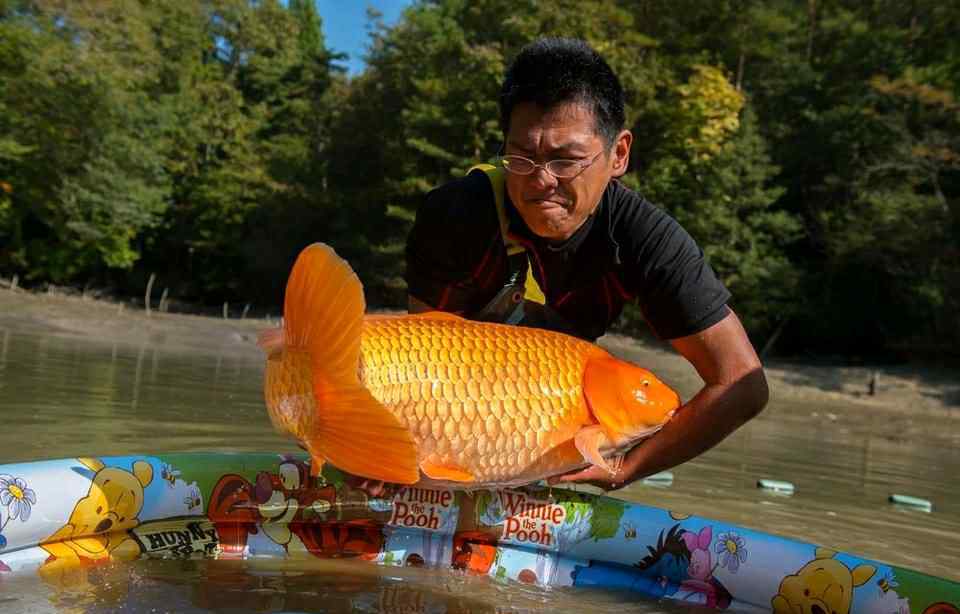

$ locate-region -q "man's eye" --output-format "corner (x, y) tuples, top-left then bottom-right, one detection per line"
(550, 160), (579, 171)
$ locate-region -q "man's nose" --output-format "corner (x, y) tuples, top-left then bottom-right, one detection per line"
(529, 165), (558, 190)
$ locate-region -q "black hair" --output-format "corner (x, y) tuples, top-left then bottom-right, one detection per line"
(499, 38), (626, 146)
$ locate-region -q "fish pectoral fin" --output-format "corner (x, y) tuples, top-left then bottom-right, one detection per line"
(419, 460), (475, 483)
(574, 425), (614, 474)
(305, 381), (420, 485)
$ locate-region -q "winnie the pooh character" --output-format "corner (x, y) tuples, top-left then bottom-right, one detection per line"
(772, 547), (876, 614)
(39, 457), (153, 587)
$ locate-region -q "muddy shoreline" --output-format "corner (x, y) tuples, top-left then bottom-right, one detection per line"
(1, 286), (957, 418)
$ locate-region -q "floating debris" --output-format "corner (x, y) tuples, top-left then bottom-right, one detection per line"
(757, 479), (795, 494)
(642, 471), (674, 487)
(888, 494), (932, 512)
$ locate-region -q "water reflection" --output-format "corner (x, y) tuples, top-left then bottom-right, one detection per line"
(0, 328), (285, 462)
(2, 557), (686, 614)
(0, 325), (957, 614)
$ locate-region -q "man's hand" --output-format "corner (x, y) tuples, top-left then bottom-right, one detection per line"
(548, 464), (629, 491)
(550, 309), (768, 489)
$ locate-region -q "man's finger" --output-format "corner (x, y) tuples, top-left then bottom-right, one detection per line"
(547, 472), (581, 484)
(554, 467), (605, 483)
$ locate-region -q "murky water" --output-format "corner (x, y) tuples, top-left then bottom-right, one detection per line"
(0, 326), (957, 612)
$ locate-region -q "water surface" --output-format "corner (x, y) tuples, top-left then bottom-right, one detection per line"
(0, 326), (957, 612)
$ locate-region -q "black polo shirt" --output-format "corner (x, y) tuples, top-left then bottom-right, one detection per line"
(405, 169), (730, 341)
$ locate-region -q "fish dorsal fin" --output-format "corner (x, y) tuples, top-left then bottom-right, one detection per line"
(284, 243), (366, 382)
(284, 243), (420, 484)
(420, 460), (475, 482)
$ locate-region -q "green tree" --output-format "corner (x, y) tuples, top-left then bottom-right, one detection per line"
(328, 0), (658, 303)
(0, 0), (173, 280)
(635, 66), (800, 338)
(142, 0), (341, 305)
(808, 71), (959, 352)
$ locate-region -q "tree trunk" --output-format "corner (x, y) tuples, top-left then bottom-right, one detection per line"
(907, 0), (919, 53)
(806, 0), (818, 63)
(736, 52), (746, 91)
(760, 317), (790, 359)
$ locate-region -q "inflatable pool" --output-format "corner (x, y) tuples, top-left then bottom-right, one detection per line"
(0, 452), (956, 613)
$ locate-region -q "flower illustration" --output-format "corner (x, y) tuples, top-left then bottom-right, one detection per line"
(714, 531), (747, 573)
(0, 474), (37, 524)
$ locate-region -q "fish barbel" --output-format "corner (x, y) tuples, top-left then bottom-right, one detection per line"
(259, 243), (681, 488)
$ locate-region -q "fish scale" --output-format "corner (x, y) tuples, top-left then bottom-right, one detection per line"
(358, 316), (593, 483)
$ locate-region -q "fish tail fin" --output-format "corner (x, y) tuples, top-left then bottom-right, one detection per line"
(284, 243), (420, 485)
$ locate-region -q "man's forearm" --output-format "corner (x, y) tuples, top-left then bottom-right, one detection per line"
(621, 367), (768, 482)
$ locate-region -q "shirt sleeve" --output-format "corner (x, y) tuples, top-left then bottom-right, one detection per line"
(623, 202), (731, 340)
(404, 172), (500, 313)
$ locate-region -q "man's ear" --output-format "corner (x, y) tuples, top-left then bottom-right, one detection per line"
(611, 129), (633, 178)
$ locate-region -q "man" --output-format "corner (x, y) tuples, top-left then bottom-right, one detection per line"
(404, 38), (768, 491)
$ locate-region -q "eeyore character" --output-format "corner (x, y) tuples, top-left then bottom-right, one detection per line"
(572, 524), (733, 608)
(571, 524), (689, 599)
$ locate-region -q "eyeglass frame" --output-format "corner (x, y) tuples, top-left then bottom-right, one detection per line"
(498, 149), (606, 180)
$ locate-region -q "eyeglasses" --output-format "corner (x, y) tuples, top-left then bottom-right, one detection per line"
(499, 150), (604, 180)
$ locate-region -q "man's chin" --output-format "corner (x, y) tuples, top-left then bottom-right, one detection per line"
(520, 207), (568, 237)
(530, 222), (570, 241)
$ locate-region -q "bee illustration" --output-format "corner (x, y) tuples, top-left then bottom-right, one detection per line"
(184, 485), (202, 511)
(877, 570), (899, 596)
(623, 522), (637, 540)
(161, 463), (181, 487)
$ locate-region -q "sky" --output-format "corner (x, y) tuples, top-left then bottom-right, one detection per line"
(316, 0), (413, 75)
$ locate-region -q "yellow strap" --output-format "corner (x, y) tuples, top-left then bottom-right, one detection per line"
(467, 164), (546, 305)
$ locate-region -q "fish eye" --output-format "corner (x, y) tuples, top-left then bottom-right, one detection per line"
(641, 380), (650, 387)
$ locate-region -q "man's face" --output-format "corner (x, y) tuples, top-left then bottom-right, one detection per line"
(504, 101), (631, 241)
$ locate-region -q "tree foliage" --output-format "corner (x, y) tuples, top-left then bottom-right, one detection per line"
(0, 0), (957, 358)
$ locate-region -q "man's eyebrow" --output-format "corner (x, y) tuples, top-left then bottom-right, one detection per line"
(505, 139), (592, 156)
(505, 139), (534, 154)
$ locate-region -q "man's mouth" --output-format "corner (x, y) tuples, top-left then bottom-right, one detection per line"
(526, 197), (567, 209)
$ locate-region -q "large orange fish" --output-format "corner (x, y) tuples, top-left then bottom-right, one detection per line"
(259, 243), (681, 489)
